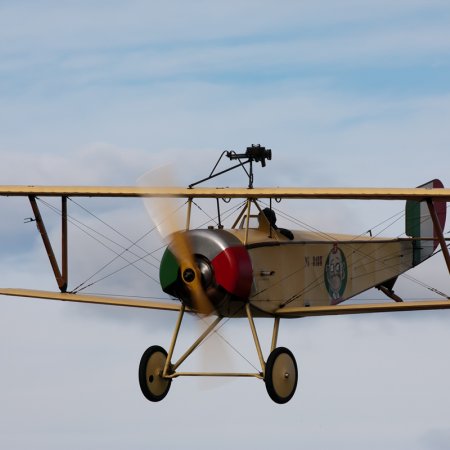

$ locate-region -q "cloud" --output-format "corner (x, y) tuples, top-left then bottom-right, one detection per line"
(1, 2), (450, 449)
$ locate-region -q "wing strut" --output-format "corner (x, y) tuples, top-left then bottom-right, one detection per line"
(29, 196), (68, 292)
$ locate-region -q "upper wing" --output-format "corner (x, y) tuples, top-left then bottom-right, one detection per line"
(275, 300), (450, 318)
(1, 185), (450, 200)
(0, 288), (183, 312)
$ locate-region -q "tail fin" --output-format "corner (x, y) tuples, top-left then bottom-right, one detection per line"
(406, 179), (447, 266)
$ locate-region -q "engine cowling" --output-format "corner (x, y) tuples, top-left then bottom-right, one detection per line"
(159, 229), (253, 315)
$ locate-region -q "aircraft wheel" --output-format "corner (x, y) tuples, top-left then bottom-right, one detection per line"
(265, 347), (298, 404)
(138, 345), (172, 402)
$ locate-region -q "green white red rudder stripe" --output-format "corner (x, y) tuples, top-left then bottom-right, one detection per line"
(406, 179), (446, 266)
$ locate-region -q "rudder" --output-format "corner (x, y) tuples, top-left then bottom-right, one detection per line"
(406, 179), (446, 266)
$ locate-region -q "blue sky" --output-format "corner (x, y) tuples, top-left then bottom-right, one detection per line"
(1, 1), (450, 449)
(2, 0), (450, 162)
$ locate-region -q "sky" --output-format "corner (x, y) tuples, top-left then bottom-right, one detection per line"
(1, 1), (450, 449)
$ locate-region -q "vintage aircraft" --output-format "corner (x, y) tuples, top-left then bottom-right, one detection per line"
(1, 145), (450, 404)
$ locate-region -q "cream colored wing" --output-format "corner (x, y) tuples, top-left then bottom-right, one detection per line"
(1, 185), (450, 200)
(0, 288), (183, 311)
(275, 300), (450, 318)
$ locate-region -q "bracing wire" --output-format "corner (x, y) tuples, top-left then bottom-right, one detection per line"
(257, 201), (450, 306)
(36, 198), (164, 291)
(37, 197), (246, 295)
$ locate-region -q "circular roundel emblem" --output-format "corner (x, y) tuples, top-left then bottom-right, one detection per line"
(324, 244), (347, 303)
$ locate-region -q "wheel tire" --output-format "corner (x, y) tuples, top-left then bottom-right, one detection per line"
(138, 345), (172, 402)
(265, 347), (298, 404)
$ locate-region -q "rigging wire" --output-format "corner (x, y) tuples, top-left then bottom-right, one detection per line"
(71, 201), (188, 293)
(69, 198), (160, 263)
(39, 198), (160, 271)
(36, 198), (163, 290)
(75, 199), (245, 294)
(191, 200), (218, 227)
(36, 194), (448, 307)
(189, 199), (247, 230)
(195, 304), (261, 372)
(254, 201), (409, 300)
(37, 197), (246, 296)
(257, 201), (450, 306)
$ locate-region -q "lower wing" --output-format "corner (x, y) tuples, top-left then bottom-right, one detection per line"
(0, 288), (182, 311)
(276, 300), (450, 318)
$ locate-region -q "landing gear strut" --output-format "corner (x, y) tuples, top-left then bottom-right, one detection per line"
(138, 304), (298, 404)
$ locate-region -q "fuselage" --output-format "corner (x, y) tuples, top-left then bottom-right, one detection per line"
(230, 227), (413, 316)
(161, 218), (415, 318)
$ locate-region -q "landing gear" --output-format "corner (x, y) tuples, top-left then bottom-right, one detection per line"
(138, 305), (299, 404)
(138, 345), (172, 402)
(265, 347), (298, 404)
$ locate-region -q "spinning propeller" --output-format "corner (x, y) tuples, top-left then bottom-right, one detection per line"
(165, 230), (214, 315)
(138, 167), (215, 315)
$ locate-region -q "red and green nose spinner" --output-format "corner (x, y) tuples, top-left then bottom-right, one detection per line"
(159, 229), (253, 307)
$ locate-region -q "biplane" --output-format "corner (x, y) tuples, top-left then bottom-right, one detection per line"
(1, 145), (450, 404)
